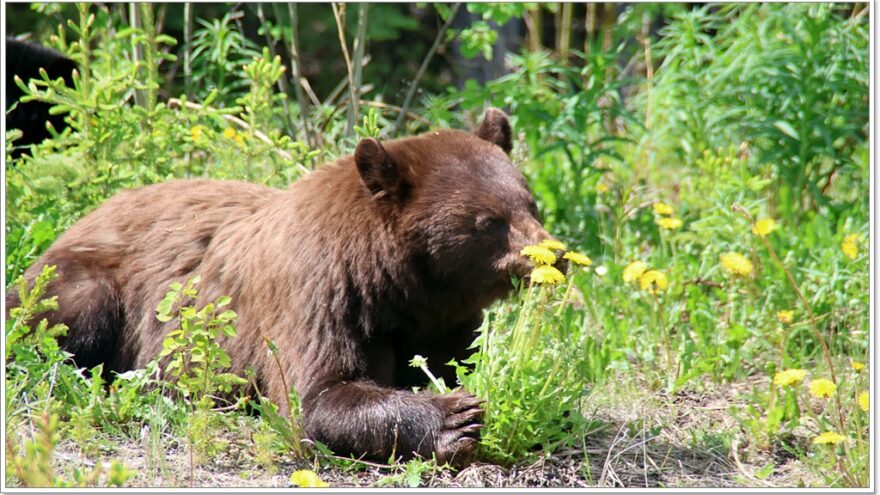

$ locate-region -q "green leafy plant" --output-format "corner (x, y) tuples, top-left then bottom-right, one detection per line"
(5, 265), (85, 417)
(5, 3), (312, 282)
(190, 11), (260, 102)
(156, 275), (245, 403)
(646, 4), (868, 222)
(373, 458), (438, 488)
(451, 243), (594, 464)
(354, 107), (382, 138)
(453, 3), (534, 60)
(245, 339), (306, 461)
(237, 47), (288, 136)
(155, 275), (247, 464)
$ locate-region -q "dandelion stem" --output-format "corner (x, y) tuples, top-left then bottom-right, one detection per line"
(539, 356), (561, 397)
(418, 362), (448, 394)
(654, 293), (673, 386)
(261, 336), (304, 459)
(526, 287), (549, 352)
(556, 276), (575, 318)
(510, 283), (534, 357)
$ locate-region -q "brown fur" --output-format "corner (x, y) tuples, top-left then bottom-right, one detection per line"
(6, 109), (553, 465)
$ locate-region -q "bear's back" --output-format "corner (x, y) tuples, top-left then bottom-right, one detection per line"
(57, 179), (280, 257)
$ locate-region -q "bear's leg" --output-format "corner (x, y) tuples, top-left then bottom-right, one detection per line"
(301, 380), (483, 466)
(7, 252), (124, 372)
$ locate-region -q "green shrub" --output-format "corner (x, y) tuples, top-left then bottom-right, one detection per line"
(645, 4), (868, 221)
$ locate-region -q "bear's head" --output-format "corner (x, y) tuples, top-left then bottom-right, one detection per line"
(354, 109), (556, 310)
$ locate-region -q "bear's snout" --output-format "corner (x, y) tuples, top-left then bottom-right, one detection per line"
(500, 215), (558, 279)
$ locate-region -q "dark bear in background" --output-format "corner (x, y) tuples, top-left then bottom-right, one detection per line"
(6, 109), (553, 465)
(5, 37), (77, 159)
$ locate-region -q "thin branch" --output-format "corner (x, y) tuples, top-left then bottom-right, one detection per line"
(323, 55), (371, 106)
(349, 3), (369, 134)
(299, 77), (321, 108)
(525, 6), (542, 52)
(391, 3), (462, 137)
(584, 3), (596, 54)
(558, 2), (572, 58)
(129, 3), (145, 107)
(318, 84), (375, 134)
(331, 3), (357, 137)
(183, 2), (193, 99)
(279, 2), (314, 150)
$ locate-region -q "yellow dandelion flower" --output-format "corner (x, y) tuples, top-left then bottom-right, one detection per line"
(808, 378), (836, 399)
(520, 245), (557, 266)
(191, 125), (205, 141)
(653, 202), (674, 216)
(841, 234), (858, 260)
(563, 251), (592, 267)
(234, 133), (245, 147)
(776, 310), (794, 324)
(540, 239), (567, 251)
(858, 391), (869, 412)
(773, 368), (807, 387)
(530, 265), (565, 285)
(720, 252), (753, 277)
(752, 218), (777, 237)
(223, 127), (237, 139)
(638, 270), (668, 295)
(812, 432), (845, 445)
(596, 182), (609, 193)
(623, 261), (647, 284)
(656, 217), (683, 230)
(290, 470), (329, 488)
(851, 359), (865, 372)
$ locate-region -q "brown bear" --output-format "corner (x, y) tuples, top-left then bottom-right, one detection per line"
(6, 108), (554, 465)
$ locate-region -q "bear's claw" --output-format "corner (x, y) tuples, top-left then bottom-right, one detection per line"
(434, 391), (484, 467)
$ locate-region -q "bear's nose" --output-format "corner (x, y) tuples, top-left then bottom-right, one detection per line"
(552, 250), (568, 275)
(531, 237), (569, 276)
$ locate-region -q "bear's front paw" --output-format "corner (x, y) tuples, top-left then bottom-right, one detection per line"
(433, 390), (484, 467)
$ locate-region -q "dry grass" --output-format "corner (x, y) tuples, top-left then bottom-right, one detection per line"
(26, 374), (823, 488)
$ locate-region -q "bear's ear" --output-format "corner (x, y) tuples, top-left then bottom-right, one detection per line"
(475, 107), (512, 154)
(355, 138), (408, 200)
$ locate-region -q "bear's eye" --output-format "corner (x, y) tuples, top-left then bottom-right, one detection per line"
(528, 200), (540, 220)
(475, 214), (506, 232)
